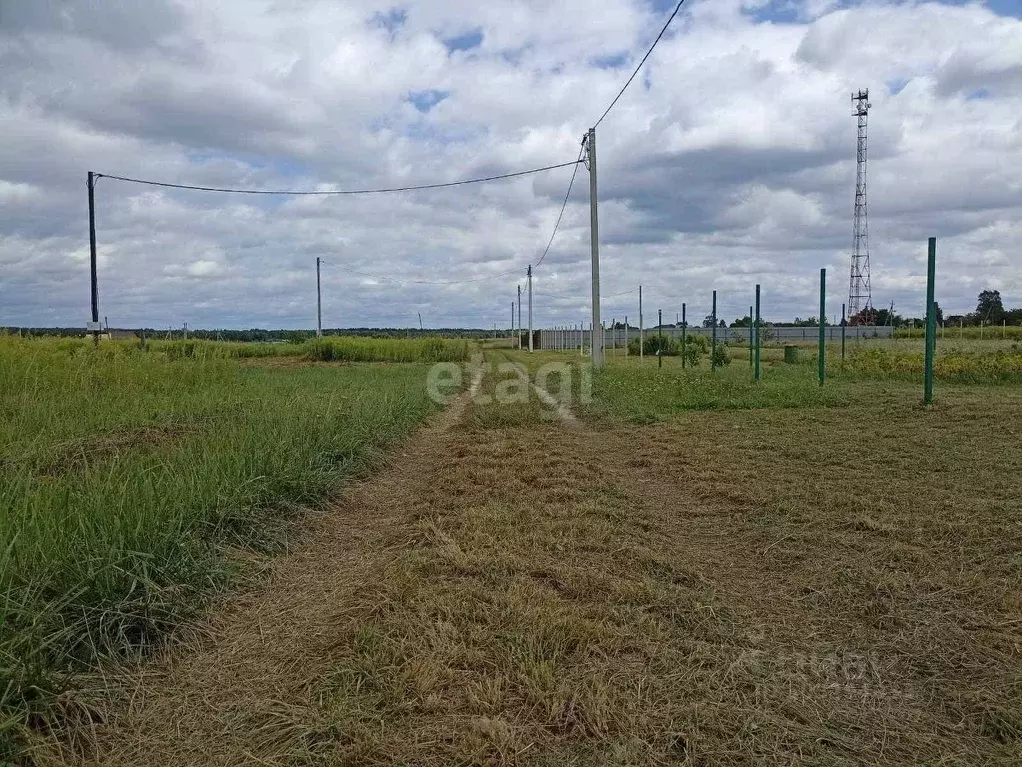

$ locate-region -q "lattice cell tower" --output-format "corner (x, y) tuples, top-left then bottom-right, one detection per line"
(849, 89), (873, 323)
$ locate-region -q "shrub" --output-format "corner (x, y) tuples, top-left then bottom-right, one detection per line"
(711, 344), (732, 367)
(681, 341), (702, 367)
(687, 334), (710, 353)
(626, 334), (707, 365)
(627, 335), (681, 357)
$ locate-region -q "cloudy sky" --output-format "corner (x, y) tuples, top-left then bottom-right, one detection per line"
(1, 0), (1020, 329)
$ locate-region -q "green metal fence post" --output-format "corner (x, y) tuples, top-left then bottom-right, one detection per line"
(841, 302), (846, 366)
(711, 290), (717, 371)
(681, 303), (687, 370)
(818, 268), (826, 386)
(924, 237), (937, 405)
(749, 304), (753, 367)
(658, 309), (663, 369)
(754, 284), (761, 382)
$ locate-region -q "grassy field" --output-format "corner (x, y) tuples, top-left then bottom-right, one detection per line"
(10, 336), (1022, 764)
(295, 351), (1020, 765)
(64, 348), (1019, 765)
(25, 335), (470, 363)
(0, 335), (463, 757)
(895, 324), (1022, 340)
(596, 335), (1022, 387)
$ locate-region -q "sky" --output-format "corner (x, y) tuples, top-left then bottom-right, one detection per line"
(1, 0), (1020, 330)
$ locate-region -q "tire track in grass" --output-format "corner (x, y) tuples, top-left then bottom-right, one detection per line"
(530, 378), (580, 429)
(35, 366), (485, 766)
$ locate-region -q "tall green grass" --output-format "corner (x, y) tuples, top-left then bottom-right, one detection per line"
(301, 336), (469, 363)
(583, 359), (851, 422)
(0, 337), (446, 756)
(842, 344), (1022, 383)
(895, 325), (1022, 340)
(10, 335), (470, 364)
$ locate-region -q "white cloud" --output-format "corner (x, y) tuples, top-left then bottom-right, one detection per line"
(1, 0), (1020, 328)
(174, 260), (224, 277)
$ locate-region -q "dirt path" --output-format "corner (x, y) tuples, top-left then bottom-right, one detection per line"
(40, 370), (483, 766)
(41, 365), (1021, 765)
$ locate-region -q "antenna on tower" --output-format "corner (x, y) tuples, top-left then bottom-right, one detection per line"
(849, 89), (873, 325)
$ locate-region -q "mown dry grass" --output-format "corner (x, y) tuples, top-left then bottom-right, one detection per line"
(38, 367), (1022, 765)
(305, 382), (1022, 765)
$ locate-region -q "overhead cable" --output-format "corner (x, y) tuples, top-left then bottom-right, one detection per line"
(94, 160), (583, 196)
(593, 0), (689, 128)
(534, 144), (586, 269)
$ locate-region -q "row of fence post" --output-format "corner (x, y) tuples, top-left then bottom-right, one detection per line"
(533, 237), (938, 403)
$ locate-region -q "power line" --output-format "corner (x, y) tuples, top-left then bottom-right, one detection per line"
(94, 160), (583, 196)
(534, 143), (586, 269)
(593, 0), (689, 129)
(603, 288), (639, 299)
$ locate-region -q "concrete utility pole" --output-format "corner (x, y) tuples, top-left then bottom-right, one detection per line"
(511, 302), (514, 343)
(87, 171), (100, 347)
(316, 257), (322, 337)
(527, 265), (533, 352)
(517, 284), (522, 348)
(624, 316), (629, 356)
(585, 128), (603, 367)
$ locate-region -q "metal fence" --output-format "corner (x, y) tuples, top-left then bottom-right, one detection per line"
(534, 324), (895, 351)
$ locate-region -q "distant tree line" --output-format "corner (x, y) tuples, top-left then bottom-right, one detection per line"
(846, 290), (1021, 328)
(0, 327), (506, 340)
(944, 290), (1022, 327)
(6, 291), (1018, 339)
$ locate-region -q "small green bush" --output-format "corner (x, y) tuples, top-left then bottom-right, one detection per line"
(687, 334), (710, 353)
(681, 340), (701, 367)
(626, 334), (707, 365)
(711, 344), (732, 367)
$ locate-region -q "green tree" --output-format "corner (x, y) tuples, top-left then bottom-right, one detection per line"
(976, 289), (1005, 324)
